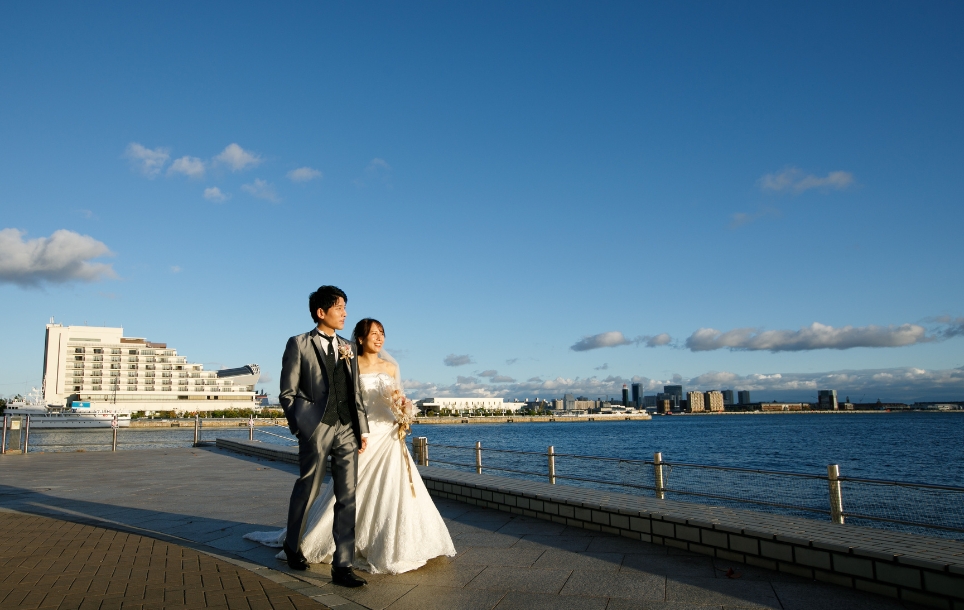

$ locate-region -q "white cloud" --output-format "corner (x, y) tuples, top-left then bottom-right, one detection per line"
(444, 354), (474, 367)
(927, 315), (964, 339)
(215, 143), (263, 171)
(0, 228), (116, 287)
(203, 187), (229, 202)
(685, 322), (929, 352)
(124, 143), (169, 178)
(571, 331), (632, 351)
(287, 167), (323, 182)
(639, 333), (672, 347)
(170, 265), (181, 273)
(758, 167), (854, 194)
(595, 363), (609, 371)
(167, 156), (206, 178)
(477, 370), (516, 383)
(354, 158), (392, 187)
(241, 179), (280, 203)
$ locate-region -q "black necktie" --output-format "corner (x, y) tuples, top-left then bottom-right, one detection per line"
(327, 338), (335, 358)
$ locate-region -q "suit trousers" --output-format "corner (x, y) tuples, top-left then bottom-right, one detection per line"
(285, 420), (358, 568)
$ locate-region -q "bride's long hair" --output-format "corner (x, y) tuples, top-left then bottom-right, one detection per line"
(352, 318), (385, 355)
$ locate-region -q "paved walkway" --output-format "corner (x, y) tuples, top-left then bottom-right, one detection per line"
(0, 512), (326, 610)
(0, 447), (925, 609)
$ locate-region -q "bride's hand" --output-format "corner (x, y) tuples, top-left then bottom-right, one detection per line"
(358, 437), (368, 454)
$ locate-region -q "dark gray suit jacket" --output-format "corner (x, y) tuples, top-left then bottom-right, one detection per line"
(279, 328), (370, 443)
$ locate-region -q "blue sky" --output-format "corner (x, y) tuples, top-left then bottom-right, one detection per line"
(2, 2), (963, 402)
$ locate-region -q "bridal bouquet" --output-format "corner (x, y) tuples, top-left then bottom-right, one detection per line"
(391, 388), (416, 439)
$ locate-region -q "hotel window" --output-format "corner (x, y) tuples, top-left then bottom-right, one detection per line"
(128, 372), (136, 378)
(141, 350), (155, 355)
(110, 364), (120, 369)
(74, 355), (84, 361)
(93, 363), (103, 369)
(145, 372), (155, 378)
(145, 378), (154, 384)
(92, 385), (102, 391)
(128, 365), (138, 370)
(93, 348), (103, 354)
(145, 364), (155, 370)
(111, 349), (121, 354)
(110, 356), (120, 362)
(129, 350), (138, 355)
(145, 357), (156, 363)
(161, 372), (172, 378)
(93, 355), (103, 362)
(74, 347), (85, 353)
(127, 386), (137, 391)
(110, 371), (119, 377)
(73, 385), (82, 391)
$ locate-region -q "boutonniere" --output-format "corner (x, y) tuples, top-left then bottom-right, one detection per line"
(337, 343), (354, 361)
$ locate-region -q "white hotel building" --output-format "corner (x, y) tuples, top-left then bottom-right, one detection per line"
(42, 324), (260, 414)
(417, 397), (527, 414)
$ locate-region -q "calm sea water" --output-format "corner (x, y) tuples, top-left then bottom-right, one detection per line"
(22, 412), (964, 486)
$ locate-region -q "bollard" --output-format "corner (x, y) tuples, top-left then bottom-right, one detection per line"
(547, 445), (556, 484)
(23, 415), (30, 454)
(475, 441), (482, 474)
(422, 437), (429, 466)
(193, 414), (200, 446)
(827, 464), (845, 524)
(111, 415), (118, 451)
(1, 415), (7, 455)
(248, 416), (254, 441)
(654, 452), (666, 499)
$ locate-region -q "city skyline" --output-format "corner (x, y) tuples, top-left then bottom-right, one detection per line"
(1, 2), (963, 403)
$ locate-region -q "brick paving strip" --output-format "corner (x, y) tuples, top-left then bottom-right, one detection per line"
(0, 512), (330, 610)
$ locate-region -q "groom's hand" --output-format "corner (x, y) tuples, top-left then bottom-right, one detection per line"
(358, 437), (368, 454)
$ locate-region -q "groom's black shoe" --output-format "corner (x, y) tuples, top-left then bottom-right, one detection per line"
(283, 542), (309, 571)
(331, 566), (367, 588)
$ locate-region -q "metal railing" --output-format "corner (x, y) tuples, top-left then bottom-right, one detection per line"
(409, 437), (964, 540)
(0, 414), (295, 452)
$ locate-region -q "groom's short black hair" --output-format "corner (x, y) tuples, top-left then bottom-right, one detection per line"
(309, 285), (347, 323)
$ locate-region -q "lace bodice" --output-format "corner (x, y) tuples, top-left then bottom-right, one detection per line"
(359, 372), (401, 427)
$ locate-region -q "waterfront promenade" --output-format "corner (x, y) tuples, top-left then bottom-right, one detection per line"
(0, 447), (939, 609)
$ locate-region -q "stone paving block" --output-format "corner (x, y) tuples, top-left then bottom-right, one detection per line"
(385, 584), (505, 610)
(454, 546), (547, 568)
(772, 581), (905, 610)
(464, 566), (572, 594)
(665, 576), (781, 608)
(560, 568), (664, 600)
(531, 550), (622, 572)
(491, 590), (608, 610)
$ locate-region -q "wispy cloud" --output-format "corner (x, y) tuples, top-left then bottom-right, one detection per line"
(77, 209), (95, 219)
(571, 331), (673, 351)
(168, 156), (205, 178)
(215, 143), (262, 171)
(927, 315), (964, 339)
(729, 206), (780, 229)
(203, 187), (229, 202)
(758, 167), (854, 194)
(170, 265), (182, 273)
(571, 331), (632, 351)
(241, 179), (280, 203)
(444, 354), (474, 367)
(124, 143), (169, 178)
(354, 158), (392, 187)
(595, 363), (609, 371)
(505, 358), (519, 365)
(287, 167), (323, 182)
(477, 370), (516, 383)
(0, 228), (116, 287)
(685, 322), (929, 352)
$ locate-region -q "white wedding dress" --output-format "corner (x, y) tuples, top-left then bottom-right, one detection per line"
(245, 372), (456, 574)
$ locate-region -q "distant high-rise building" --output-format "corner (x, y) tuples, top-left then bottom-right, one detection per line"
(643, 395), (657, 408)
(664, 385), (683, 409)
(721, 390), (734, 405)
(705, 391), (724, 412)
(631, 383), (642, 407)
(818, 390), (838, 411)
(563, 393), (576, 410)
(656, 399), (672, 414)
(621, 385), (630, 406)
(686, 391), (705, 412)
(738, 390), (752, 405)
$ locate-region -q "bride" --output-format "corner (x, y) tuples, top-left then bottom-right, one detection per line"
(246, 318), (456, 574)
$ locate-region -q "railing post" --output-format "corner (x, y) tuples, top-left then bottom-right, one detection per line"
(248, 415), (254, 441)
(827, 464), (845, 524)
(422, 437), (429, 466)
(475, 441), (482, 474)
(193, 414), (200, 446)
(23, 415), (30, 454)
(654, 452), (665, 499)
(1, 415), (7, 455)
(547, 445), (556, 484)
(111, 415), (118, 451)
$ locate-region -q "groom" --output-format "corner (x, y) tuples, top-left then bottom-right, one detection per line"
(279, 285), (369, 587)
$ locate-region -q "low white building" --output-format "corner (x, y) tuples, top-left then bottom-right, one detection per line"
(417, 397), (527, 414)
(42, 323), (259, 414)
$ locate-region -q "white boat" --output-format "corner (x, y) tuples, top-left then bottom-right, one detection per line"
(4, 389), (130, 429)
